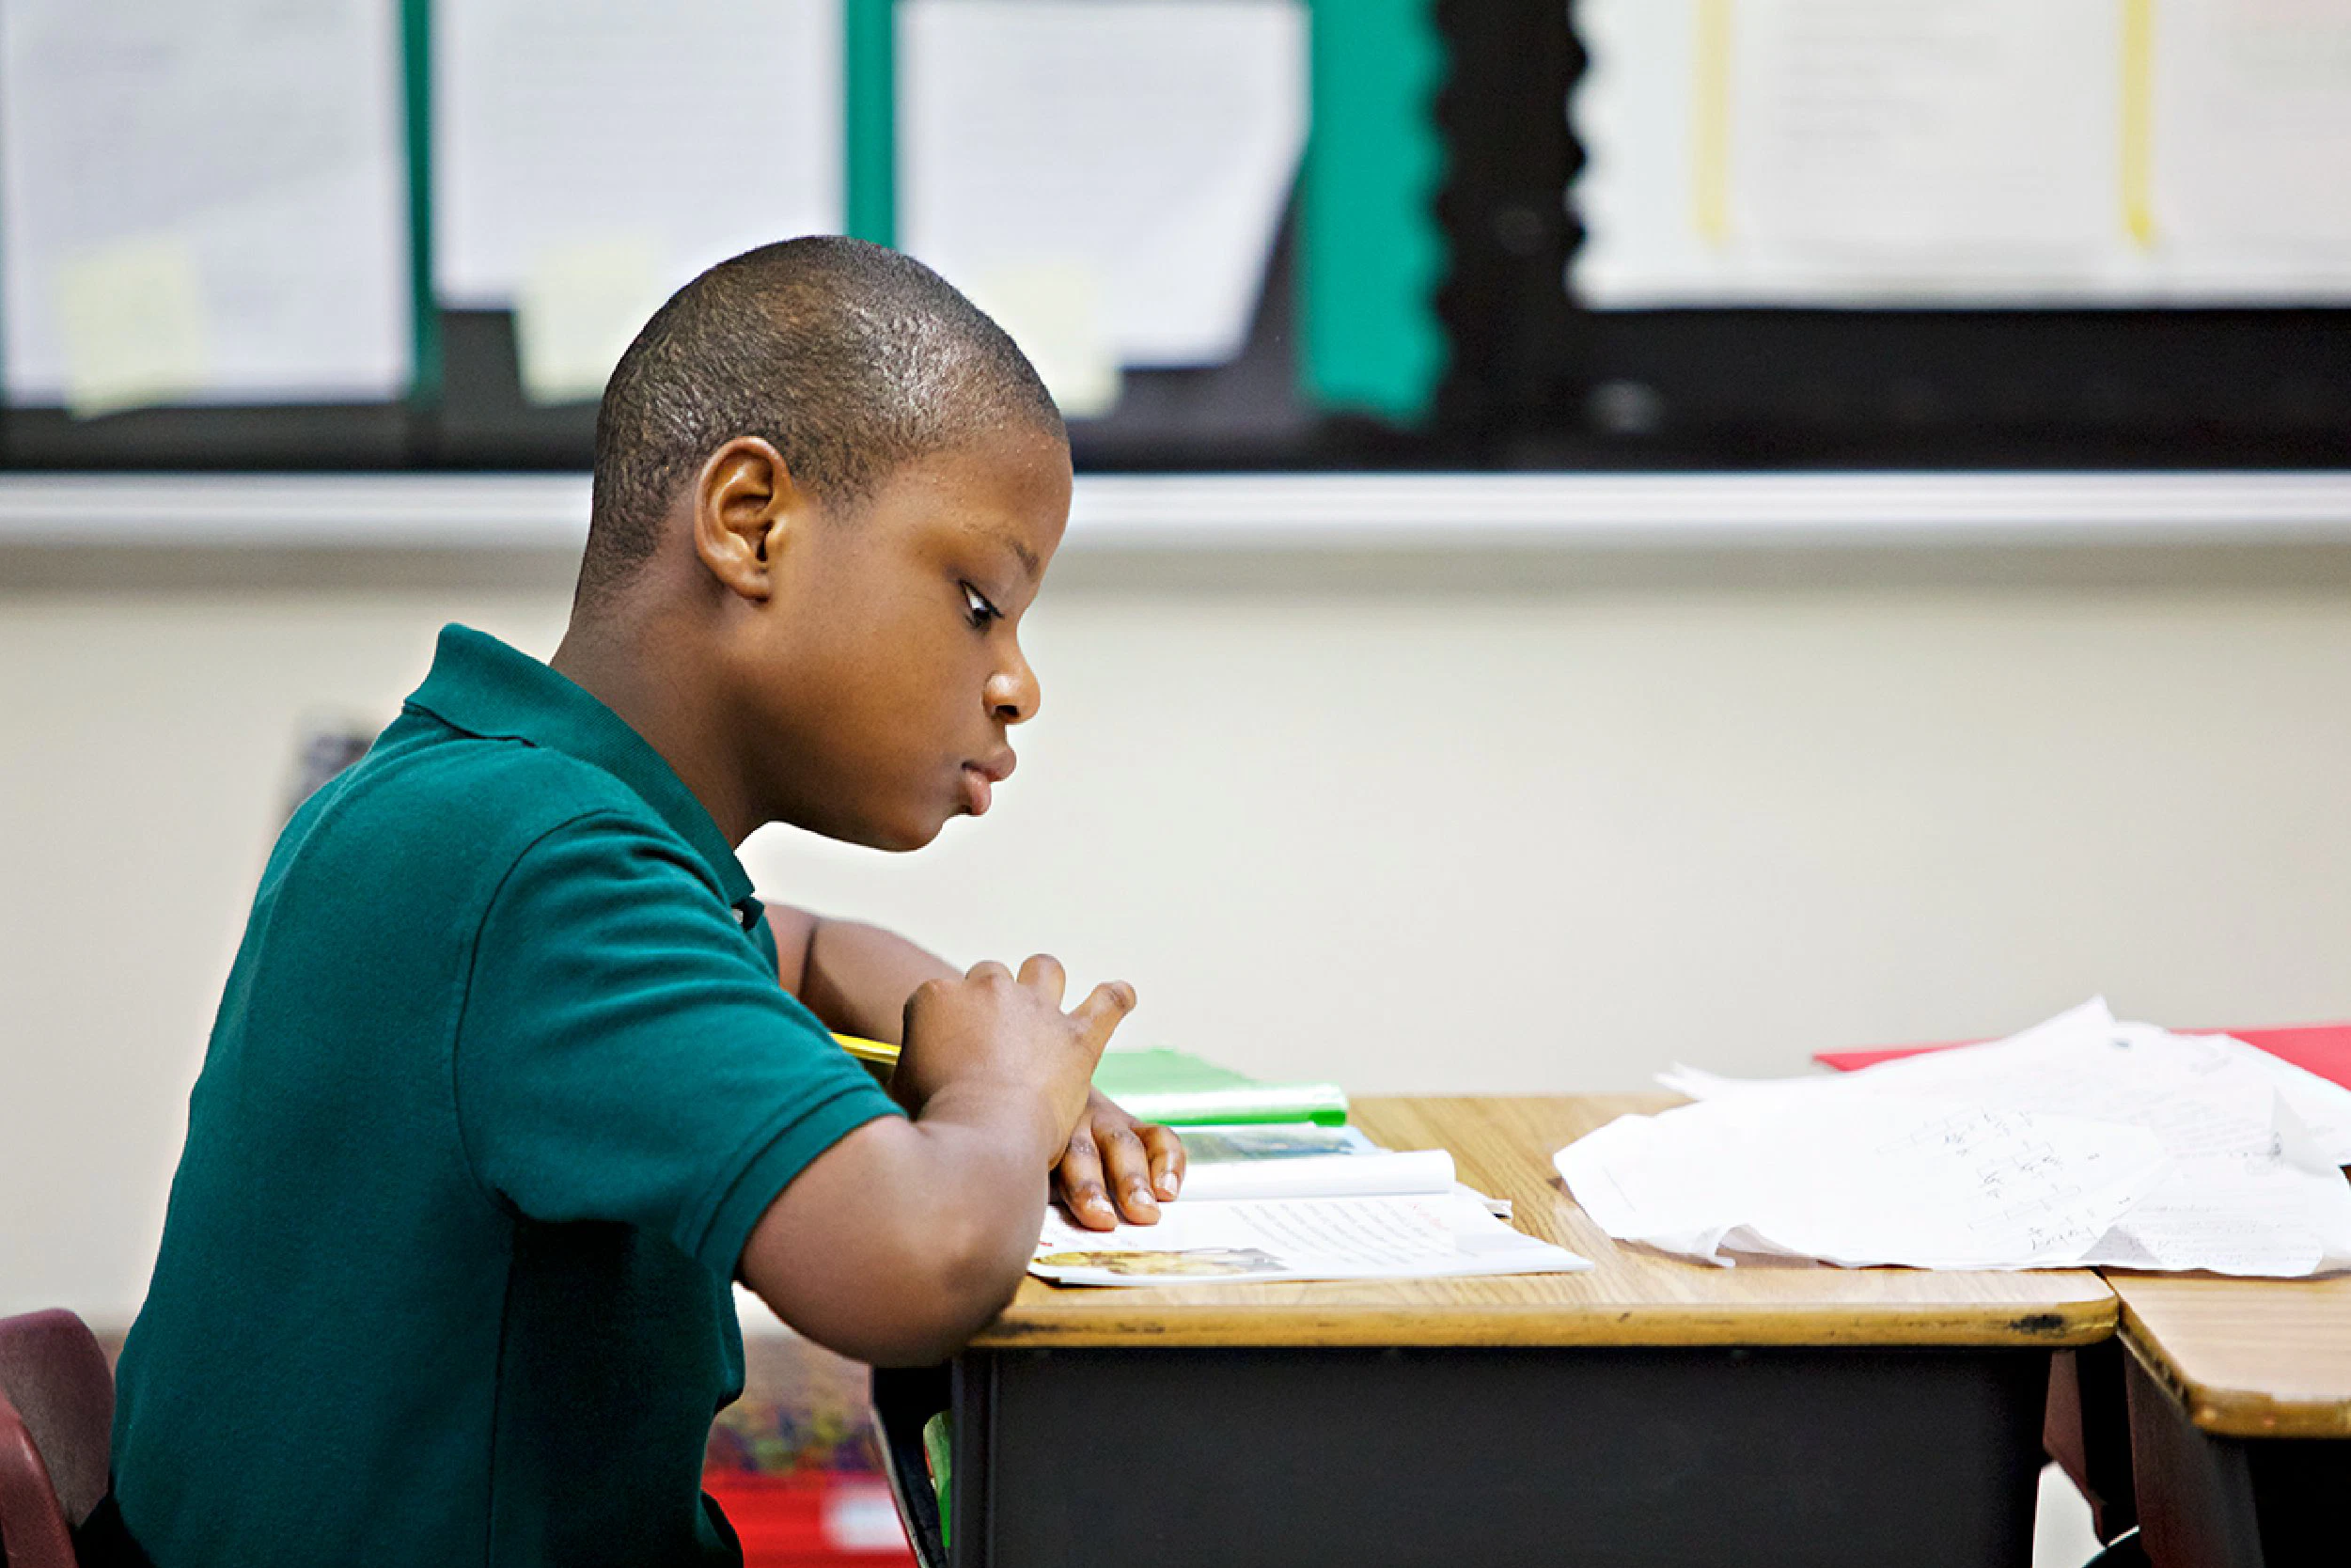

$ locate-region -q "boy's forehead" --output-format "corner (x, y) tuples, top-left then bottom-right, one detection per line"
(883, 433), (1069, 573)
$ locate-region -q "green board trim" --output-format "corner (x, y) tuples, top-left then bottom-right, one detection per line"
(1300, 0), (1447, 421)
(400, 0), (440, 404)
(844, 0), (896, 245)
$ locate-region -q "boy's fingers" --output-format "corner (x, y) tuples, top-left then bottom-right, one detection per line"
(964, 958), (1013, 984)
(1067, 980), (1138, 1049)
(1054, 1128), (1118, 1231)
(1138, 1121), (1186, 1200)
(1095, 1120), (1161, 1223)
(1016, 952), (1067, 1007)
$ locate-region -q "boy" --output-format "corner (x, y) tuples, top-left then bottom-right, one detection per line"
(95, 238), (1183, 1567)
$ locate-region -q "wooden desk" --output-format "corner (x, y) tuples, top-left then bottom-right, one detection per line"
(2101, 1272), (2351, 1567)
(889, 1095), (2114, 1568)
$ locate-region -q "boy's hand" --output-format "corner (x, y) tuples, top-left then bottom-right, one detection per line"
(1054, 1090), (1186, 1231)
(896, 955), (1133, 1157)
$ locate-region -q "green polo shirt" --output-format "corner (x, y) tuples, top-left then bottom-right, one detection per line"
(111, 625), (901, 1568)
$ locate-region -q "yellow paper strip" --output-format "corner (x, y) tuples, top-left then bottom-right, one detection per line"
(2121, 0), (2156, 249)
(1691, 0), (1735, 249)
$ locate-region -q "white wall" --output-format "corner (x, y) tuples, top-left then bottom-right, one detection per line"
(8, 549), (2351, 1321)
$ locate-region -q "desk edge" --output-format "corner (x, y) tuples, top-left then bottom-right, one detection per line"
(973, 1290), (2117, 1351)
(2118, 1303), (2351, 1439)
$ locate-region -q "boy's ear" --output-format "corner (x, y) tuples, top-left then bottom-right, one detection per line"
(690, 437), (806, 601)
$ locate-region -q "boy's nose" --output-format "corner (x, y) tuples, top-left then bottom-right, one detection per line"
(985, 650), (1041, 725)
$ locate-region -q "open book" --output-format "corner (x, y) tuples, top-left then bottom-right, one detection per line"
(1030, 1138), (1591, 1287)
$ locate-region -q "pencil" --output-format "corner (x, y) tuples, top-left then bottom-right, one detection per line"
(833, 1031), (901, 1068)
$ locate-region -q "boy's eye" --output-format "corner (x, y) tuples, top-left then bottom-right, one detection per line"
(962, 583), (1000, 627)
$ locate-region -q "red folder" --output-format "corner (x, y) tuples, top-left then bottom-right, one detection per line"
(1816, 1022), (2351, 1091)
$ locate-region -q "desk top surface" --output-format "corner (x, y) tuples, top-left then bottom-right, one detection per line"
(2110, 1269), (2351, 1438)
(972, 1094), (2114, 1351)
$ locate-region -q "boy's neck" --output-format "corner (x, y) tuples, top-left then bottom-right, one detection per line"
(550, 615), (760, 847)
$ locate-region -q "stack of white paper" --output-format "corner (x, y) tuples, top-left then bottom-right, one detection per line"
(1555, 999), (2351, 1277)
(1032, 1146), (1586, 1288)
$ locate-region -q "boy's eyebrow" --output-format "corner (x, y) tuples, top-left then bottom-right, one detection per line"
(951, 519), (1042, 584)
(991, 529), (1042, 582)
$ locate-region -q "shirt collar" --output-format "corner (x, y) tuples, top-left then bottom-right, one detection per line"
(405, 624), (758, 915)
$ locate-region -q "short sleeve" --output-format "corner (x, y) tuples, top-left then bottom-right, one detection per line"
(455, 812), (902, 1278)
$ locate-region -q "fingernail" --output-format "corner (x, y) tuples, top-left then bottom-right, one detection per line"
(1162, 1171), (1181, 1199)
(1126, 1184), (1158, 1215)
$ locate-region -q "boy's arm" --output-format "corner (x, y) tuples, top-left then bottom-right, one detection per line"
(740, 957), (1125, 1365)
(764, 901), (1183, 1229)
(764, 901), (954, 1047)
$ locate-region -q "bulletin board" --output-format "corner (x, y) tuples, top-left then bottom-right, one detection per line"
(3, 0), (2345, 475)
(1436, 1), (2351, 469)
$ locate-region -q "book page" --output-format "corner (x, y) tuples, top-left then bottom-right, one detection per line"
(1177, 1123), (1380, 1163)
(1032, 1192), (1589, 1288)
(1176, 1150), (1454, 1203)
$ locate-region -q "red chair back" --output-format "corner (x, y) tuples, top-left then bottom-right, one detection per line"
(0, 1310), (114, 1568)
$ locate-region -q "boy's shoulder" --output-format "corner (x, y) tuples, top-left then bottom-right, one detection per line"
(277, 704), (680, 896)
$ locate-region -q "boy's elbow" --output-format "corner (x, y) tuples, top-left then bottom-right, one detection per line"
(737, 1119), (1041, 1366)
(862, 1201), (1029, 1366)
(748, 1191), (1030, 1368)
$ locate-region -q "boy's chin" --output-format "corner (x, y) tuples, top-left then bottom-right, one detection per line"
(842, 810), (951, 855)
(773, 796), (949, 854)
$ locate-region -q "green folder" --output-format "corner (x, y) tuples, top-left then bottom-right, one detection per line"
(1091, 1048), (1349, 1127)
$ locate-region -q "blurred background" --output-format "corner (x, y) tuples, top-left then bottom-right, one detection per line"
(3, 11), (2349, 1537)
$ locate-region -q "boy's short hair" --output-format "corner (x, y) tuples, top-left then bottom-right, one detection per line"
(582, 236), (1065, 602)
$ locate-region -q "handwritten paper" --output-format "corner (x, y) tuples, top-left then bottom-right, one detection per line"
(1559, 1090), (2168, 1269)
(1565, 999), (2351, 1276)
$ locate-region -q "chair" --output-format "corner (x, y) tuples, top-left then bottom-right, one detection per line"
(0, 1310), (114, 1568)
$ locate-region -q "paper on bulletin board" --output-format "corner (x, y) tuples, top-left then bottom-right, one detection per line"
(434, 0), (843, 403)
(0, 0), (411, 414)
(965, 259), (1122, 418)
(52, 237), (211, 419)
(1570, 0), (2351, 307)
(512, 239), (670, 406)
(2148, 0), (2351, 297)
(898, 0), (1308, 410)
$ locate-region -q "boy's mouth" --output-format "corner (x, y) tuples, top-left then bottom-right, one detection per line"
(962, 752), (1016, 816)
